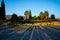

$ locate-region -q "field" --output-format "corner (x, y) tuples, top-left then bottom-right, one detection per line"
(0, 23), (60, 40)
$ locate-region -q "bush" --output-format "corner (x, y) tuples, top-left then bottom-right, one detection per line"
(0, 20), (3, 25)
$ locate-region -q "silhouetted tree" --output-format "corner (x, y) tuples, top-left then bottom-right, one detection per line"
(37, 16), (41, 20)
(18, 16), (23, 20)
(0, 0), (6, 20)
(51, 14), (55, 19)
(29, 10), (32, 20)
(11, 13), (18, 22)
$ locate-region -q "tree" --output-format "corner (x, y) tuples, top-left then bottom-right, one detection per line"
(37, 16), (41, 20)
(11, 13), (18, 22)
(29, 10), (32, 19)
(24, 10), (29, 15)
(51, 14), (55, 19)
(24, 10), (30, 20)
(18, 16), (23, 20)
(44, 11), (49, 19)
(0, 0), (6, 20)
(39, 12), (44, 20)
(32, 16), (37, 20)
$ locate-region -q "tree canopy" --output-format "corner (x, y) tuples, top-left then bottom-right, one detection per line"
(11, 13), (18, 22)
(51, 14), (55, 19)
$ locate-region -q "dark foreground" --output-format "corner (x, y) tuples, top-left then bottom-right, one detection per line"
(0, 24), (60, 40)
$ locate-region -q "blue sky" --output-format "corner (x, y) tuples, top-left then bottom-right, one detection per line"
(0, 0), (60, 18)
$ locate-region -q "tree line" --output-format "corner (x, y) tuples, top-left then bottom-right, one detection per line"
(10, 10), (56, 22)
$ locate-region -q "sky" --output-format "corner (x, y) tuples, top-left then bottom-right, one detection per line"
(0, 0), (60, 18)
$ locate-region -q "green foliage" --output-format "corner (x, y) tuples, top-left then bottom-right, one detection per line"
(7, 10), (57, 24)
(0, 20), (3, 25)
(24, 10), (32, 20)
(24, 10), (29, 15)
(32, 16), (38, 20)
(24, 10), (30, 20)
(44, 11), (49, 16)
(44, 11), (49, 19)
(39, 11), (49, 20)
(51, 14), (55, 19)
(18, 16), (24, 20)
(39, 12), (45, 20)
(11, 13), (18, 22)
(29, 10), (32, 19)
